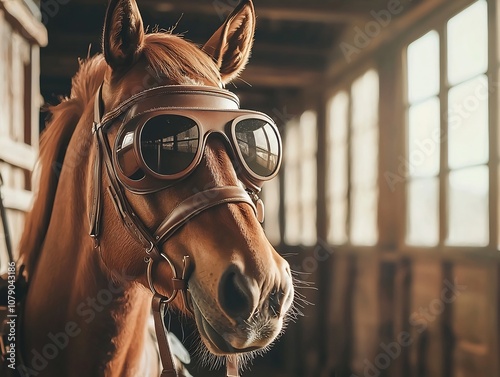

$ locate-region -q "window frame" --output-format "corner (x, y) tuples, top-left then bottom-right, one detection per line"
(398, 0), (500, 254)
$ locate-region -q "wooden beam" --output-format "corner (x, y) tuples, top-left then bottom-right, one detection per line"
(239, 65), (322, 88)
(0, 138), (37, 171)
(46, 38), (317, 61)
(45, 33), (331, 60)
(326, 0), (466, 78)
(80, 0), (368, 24)
(41, 53), (323, 88)
(2, 186), (33, 212)
(0, 0), (47, 46)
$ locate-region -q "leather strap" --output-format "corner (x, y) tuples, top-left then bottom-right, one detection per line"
(89, 87), (104, 246)
(226, 356), (240, 377)
(97, 127), (162, 257)
(89, 125), (103, 246)
(152, 295), (178, 377)
(99, 85), (239, 131)
(154, 186), (257, 244)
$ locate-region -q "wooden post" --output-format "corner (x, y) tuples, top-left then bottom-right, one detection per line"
(0, 1), (46, 270)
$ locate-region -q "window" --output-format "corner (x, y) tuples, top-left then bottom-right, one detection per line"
(284, 111), (318, 246)
(406, 31), (441, 246)
(326, 69), (380, 246)
(405, 0), (489, 247)
(262, 175), (281, 246)
(326, 92), (349, 244)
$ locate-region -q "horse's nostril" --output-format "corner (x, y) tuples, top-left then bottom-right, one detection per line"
(219, 267), (255, 322)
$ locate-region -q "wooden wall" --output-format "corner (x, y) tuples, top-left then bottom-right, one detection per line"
(0, 0), (46, 270)
(276, 1), (500, 376)
(282, 250), (499, 377)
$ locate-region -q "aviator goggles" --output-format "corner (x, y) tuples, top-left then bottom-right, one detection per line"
(94, 85), (282, 194)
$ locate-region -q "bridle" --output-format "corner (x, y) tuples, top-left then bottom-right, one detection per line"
(88, 84), (269, 377)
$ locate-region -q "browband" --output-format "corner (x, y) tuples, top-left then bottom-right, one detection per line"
(94, 84), (240, 130)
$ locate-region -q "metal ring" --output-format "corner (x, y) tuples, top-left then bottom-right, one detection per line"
(147, 253), (180, 303)
(145, 241), (155, 254)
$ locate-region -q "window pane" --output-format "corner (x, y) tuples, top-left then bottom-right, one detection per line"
(447, 0), (488, 85)
(352, 70), (379, 131)
(327, 92), (349, 245)
(262, 177), (281, 246)
(284, 164), (301, 246)
(448, 75), (489, 169)
(350, 187), (378, 246)
(447, 166), (489, 246)
(350, 70), (379, 246)
(407, 31), (440, 103)
(301, 158), (317, 204)
(408, 97), (440, 177)
(406, 178), (439, 246)
(330, 145), (348, 197)
(284, 122), (301, 245)
(351, 127), (378, 187)
(300, 111), (317, 245)
(328, 195), (348, 245)
(328, 91), (349, 143)
(284, 120), (300, 163)
(302, 201), (317, 247)
(300, 111), (318, 156)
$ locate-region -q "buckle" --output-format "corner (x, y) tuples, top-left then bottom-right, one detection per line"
(92, 122), (100, 134)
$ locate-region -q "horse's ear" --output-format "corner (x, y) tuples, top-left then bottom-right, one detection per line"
(202, 0), (256, 84)
(102, 0), (145, 70)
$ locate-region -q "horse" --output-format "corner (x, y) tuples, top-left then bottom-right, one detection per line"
(12, 0), (295, 376)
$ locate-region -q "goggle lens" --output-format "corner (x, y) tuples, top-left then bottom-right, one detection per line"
(234, 118), (280, 177)
(140, 115), (199, 175)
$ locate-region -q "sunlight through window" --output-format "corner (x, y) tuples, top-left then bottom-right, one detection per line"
(262, 176), (281, 246)
(405, 0), (489, 247)
(327, 91), (349, 245)
(350, 70), (379, 246)
(284, 112), (318, 246)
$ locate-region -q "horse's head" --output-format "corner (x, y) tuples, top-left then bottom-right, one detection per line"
(92, 0), (294, 361)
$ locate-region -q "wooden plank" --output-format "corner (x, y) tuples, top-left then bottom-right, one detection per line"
(350, 253), (380, 375)
(1, 186), (32, 212)
(0, 138), (37, 171)
(81, 0), (369, 24)
(408, 260), (443, 377)
(377, 44), (405, 249)
(0, 0), (47, 46)
(42, 53), (324, 87)
(11, 32), (24, 142)
(30, 46), (41, 149)
(452, 263), (496, 377)
(0, 12), (11, 138)
(323, 253), (356, 375)
(326, 0), (460, 79)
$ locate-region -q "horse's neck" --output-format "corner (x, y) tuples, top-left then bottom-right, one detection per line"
(22, 129), (153, 377)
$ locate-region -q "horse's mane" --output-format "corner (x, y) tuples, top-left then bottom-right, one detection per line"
(19, 32), (221, 276)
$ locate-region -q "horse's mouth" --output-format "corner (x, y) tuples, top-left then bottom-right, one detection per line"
(190, 297), (260, 355)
